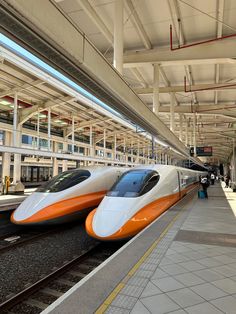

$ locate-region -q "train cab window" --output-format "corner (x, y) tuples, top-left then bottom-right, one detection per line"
(36, 170), (91, 193)
(107, 169), (159, 198)
(140, 174), (160, 196)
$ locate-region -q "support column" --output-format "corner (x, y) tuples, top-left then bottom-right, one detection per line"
(89, 125), (94, 157)
(153, 64), (160, 114)
(185, 120), (189, 146)
(2, 131), (11, 181)
(13, 93), (22, 184)
(131, 140), (134, 163)
(13, 93), (18, 148)
(71, 116), (75, 154)
(136, 141), (140, 164)
(48, 108), (51, 151)
(52, 141), (58, 177)
(123, 137), (126, 163)
(155, 145), (158, 164)
(170, 92), (175, 132)
(37, 112), (40, 149)
(179, 113), (183, 142)
(165, 153), (168, 165)
(193, 113), (197, 157)
(103, 129), (106, 158)
(113, 0), (124, 74)
(232, 139), (236, 183)
(62, 139), (68, 172)
(113, 134), (117, 161)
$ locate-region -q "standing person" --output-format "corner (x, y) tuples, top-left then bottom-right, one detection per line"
(210, 173), (215, 185)
(200, 176), (210, 198)
(225, 174), (230, 188)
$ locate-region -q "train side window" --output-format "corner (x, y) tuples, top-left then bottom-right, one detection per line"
(140, 175), (160, 196)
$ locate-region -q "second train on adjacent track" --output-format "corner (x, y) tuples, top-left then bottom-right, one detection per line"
(11, 166), (126, 225)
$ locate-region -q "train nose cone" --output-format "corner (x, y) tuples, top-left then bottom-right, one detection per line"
(93, 210), (125, 238)
(11, 192), (53, 224)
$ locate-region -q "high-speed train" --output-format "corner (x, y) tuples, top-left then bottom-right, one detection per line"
(86, 165), (206, 240)
(11, 166), (127, 225)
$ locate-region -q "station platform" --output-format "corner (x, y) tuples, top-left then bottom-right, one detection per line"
(42, 182), (236, 314)
(0, 188), (35, 211)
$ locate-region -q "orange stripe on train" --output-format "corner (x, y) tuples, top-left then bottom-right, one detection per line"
(11, 190), (107, 224)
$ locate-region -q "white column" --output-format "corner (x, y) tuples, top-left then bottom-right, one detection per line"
(13, 128), (22, 184)
(13, 93), (22, 184)
(2, 131), (11, 181)
(13, 92), (18, 147)
(113, 134), (117, 161)
(37, 112), (40, 149)
(113, 0), (124, 74)
(153, 64), (160, 114)
(155, 145), (158, 163)
(165, 154), (168, 165)
(185, 120), (188, 146)
(179, 113), (183, 142)
(193, 113), (197, 157)
(103, 129), (106, 158)
(89, 125), (94, 157)
(170, 92), (175, 132)
(71, 116), (75, 154)
(233, 139), (235, 183)
(131, 140), (134, 163)
(62, 139), (68, 171)
(48, 108), (51, 151)
(136, 141), (140, 164)
(52, 141), (58, 177)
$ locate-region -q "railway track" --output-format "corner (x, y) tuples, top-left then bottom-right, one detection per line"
(0, 242), (123, 314)
(0, 228), (63, 254)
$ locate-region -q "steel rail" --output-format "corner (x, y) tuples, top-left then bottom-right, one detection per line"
(0, 243), (102, 312)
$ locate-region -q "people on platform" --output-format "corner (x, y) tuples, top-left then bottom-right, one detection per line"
(200, 175), (210, 198)
(210, 173), (215, 185)
(225, 174), (230, 188)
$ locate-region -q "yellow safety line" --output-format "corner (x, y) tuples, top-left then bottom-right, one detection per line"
(95, 210), (182, 314)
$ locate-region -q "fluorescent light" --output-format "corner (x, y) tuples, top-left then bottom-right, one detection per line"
(0, 100), (11, 105)
(36, 113), (46, 118)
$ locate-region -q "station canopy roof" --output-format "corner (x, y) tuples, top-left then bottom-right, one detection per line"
(1, 0), (236, 163)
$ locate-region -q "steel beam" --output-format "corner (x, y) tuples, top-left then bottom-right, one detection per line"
(122, 41), (236, 67)
(1, 1), (189, 157)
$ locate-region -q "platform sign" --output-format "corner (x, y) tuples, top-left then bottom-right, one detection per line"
(190, 146), (212, 156)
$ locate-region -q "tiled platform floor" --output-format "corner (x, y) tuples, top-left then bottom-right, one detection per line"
(104, 182), (236, 314)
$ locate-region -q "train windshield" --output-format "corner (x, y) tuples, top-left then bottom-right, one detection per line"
(36, 170), (91, 193)
(107, 170), (160, 197)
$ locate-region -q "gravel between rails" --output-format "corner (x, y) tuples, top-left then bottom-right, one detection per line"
(0, 221), (98, 303)
(0, 212), (24, 237)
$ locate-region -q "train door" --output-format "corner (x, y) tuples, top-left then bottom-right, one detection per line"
(177, 171), (181, 198)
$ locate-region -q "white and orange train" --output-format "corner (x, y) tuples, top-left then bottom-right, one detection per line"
(86, 165), (206, 240)
(11, 166), (126, 225)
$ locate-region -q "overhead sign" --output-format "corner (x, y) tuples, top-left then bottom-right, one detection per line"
(190, 146), (213, 156)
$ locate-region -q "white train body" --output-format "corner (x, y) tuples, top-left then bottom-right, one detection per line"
(86, 165), (206, 240)
(11, 166), (126, 225)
